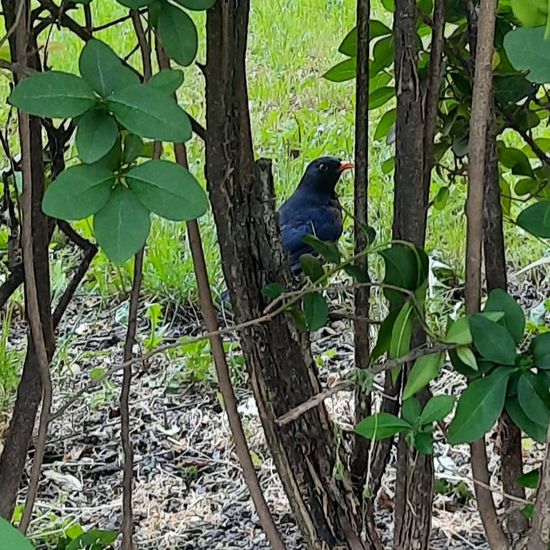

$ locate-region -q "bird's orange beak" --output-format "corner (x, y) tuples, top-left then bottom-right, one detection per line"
(338, 161), (354, 173)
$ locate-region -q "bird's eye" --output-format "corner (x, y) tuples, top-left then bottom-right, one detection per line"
(319, 163), (328, 172)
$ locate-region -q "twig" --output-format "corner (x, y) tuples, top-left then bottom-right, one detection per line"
(156, 41), (285, 549)
(276, 343), (458, 426)
(465, 0), (508, 547)
(0, 0), (25, 50)
(16, 0), (52, 534)
(52, 222), (97, 329)
(0, 263), (24, 310)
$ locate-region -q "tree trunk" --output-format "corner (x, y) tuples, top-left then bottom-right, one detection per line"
(392, 0), (433, 547)
(204, 2), (362, 547)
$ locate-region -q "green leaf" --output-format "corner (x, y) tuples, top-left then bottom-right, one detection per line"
(518, 469), (541, 489)
(42, 164), (114, 220)
(371, 308), (399, 361)
(374, 109), (396, 142)
(173, 0), (217, 9)
(343, 264), (370, 283)
(507, 396), (548, 443)
(403, 352), (444, 400)
(494, 75), (535, 105)
(323, 58), (356, 82)
(90, 367), (106, 380)
(380, 243), (428, 308)
(262, 283), (284, 300)
(389, 301), (414, 359)
(0, 517), (34, 549)
(301, 234), (341, 263)
(337, 21), (392, 57)
(299, 254), (325, 282)
(355, 412), (411, 441)
(434, 186), (450, 210)
(499, 146), (533, 178)
(126, 160), (207, 221)
(457, 346), (478, 371)
(147, 69), (184, 95)
(107, 84), (191, 142)
(93, 186), (151, 263)
(413, 432), (433, 455)
(158, 3), (198, 67)
(470, 315), (517, 366)
(402, 397), (422, 424)
(123, 134), (144, 164)
(504, 27), (550, 84)
(517, 372), (550, 426)
(117, 0), (155, 7)
(76, 109), (118, 164)
(371, 36), (394, 75)
(447, 368), (510, 444)
(445, 317), (472, 345)
(9, 71), (96, 118)
(534, 333), (550, 369)
(484, 289), (525, 345)
(420, 395), (455, 425)
(303, 292), (328, 331)
(517, 200), (550, 238)
(369, 86), (394, 110)
(79, 39), (139, 97)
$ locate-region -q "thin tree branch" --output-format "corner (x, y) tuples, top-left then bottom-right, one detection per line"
(276, 343), (459, 426)
(156, 39), (284, 548)
(16, 0), (52, 534)
(0, 263), (24, 310)
(52, 222), (97, 329)
(465, 0), (508, 547)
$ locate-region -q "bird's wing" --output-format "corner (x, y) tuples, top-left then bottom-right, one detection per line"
(279, 218), (316, 268)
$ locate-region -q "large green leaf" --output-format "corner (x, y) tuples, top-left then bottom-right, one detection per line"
(369, 86), (394, 110)
(76, 109), (118, 164)
(107, 85), (191, 142)
(0, 517), (34, 549)
(469, 315), (517, 366)
(301, 234), (341, 263)
(533, 333), (550, 369)
(447, 368), (510, 444)
(356, 412), (411, 441)
(517, 372), (550, 426)
(42, 165), (114, 220)
(173, 0), (217, 9)
(123, 134), (144, 164)
(303, 292), (329, 331)
(371, 308), (399, 361)
(79, 39), (139, 97)
(147, 69), (184, 95)
(419, 395), (455, 425)
(389, 301), (414, 358)
(158, 3), (198, 67)
(337, 21), (392, 57)
(380, 244), (428, 307)
(402, 351), (444, 400)
(484, 288), (525, 345)
(299, 254), (325, 282)
(117, 0), (155, 7)
(507, 396), (548, 443)
(323, 58), (356, 82)
(517, 200), (550, 238)
(504, 27), (550, 84)
(93, 186), (151, 263)
(126, 160), (208, 220)
(9, 71), (96, 118)
(374, 108), (396, 142)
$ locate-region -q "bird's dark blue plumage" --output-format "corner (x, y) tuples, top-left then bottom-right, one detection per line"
(279, 156), (351, 271)
(219, 156), (351, 304)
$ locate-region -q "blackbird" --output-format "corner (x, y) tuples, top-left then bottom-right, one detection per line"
(220, 156), (352, 303)
(279, 156), (353, 271)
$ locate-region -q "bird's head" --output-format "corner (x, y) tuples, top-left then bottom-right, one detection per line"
(299, 156), (353, 196)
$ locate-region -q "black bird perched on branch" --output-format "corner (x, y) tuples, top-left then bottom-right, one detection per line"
(279, 156), (353, 271)
(220, 156), (352, 304)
